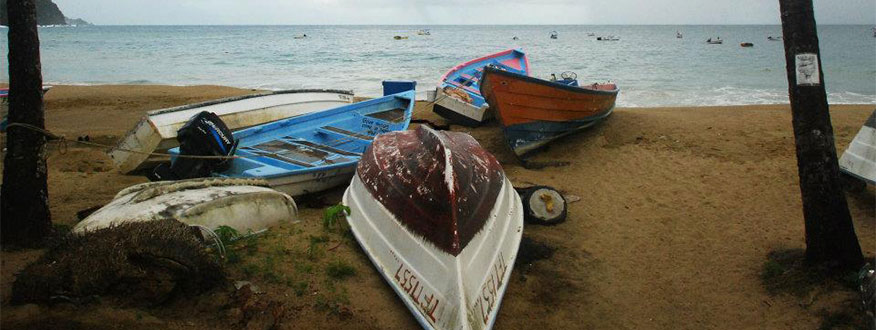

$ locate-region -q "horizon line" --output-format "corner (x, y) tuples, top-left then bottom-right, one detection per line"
(24, 23), (876, 27)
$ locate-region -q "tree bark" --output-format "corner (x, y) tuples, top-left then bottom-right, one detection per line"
(778, 0), (862, 268)
(1, 0), (51, 248)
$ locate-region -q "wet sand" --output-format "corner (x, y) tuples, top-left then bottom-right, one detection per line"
(1, 85), (874, 329)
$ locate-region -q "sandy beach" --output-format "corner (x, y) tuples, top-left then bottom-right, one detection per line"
(1, 84), (873, 329)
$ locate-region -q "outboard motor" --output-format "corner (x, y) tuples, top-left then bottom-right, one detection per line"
(149, 111), (238, 181)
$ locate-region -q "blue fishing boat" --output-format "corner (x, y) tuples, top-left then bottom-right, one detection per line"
(429, 49), (529, 127)
(169, 89), (415, 196)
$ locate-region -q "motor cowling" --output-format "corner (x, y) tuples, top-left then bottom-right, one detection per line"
(149, 111), (238, 181)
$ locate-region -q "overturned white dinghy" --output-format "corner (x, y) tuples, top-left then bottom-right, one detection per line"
(73, 178), (298, 234)
(110, 89), (354, 174)
(343, 126), (523, 330)
(839, 109), (876, 184)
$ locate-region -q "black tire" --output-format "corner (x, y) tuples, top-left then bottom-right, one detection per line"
(517, 186), (567, 225)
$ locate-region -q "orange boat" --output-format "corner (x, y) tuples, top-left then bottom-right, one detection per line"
(479, 67), (619, 157)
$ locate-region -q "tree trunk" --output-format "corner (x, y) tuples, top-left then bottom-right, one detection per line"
(1, 0), (51, 248)
(778, 0), (862, 268)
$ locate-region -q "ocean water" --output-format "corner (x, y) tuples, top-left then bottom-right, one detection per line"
(0, 25), (874, 107)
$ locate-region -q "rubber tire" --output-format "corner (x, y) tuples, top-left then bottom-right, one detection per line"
(517, 186), (567, 226)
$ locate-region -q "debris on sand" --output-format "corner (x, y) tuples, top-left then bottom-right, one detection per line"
(12, 219), (225, 306)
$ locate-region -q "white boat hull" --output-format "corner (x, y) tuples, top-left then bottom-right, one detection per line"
(73, 178), (298, 234)
(261, 165), (356, 197)
(343, 174), (523, 330)
(109, 90), (354, 174)
(839, 110), (876, 184)
(432, 87), (491, 127)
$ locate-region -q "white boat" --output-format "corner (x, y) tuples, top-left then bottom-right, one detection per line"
(109, 89), (354, 174)
(550, 31), (558, 39)
(707, 37), (723, 44)
(676, 31), (683, 38)
(839, 110), (876, 184)
(343, 126), (524, 330)
(417, 29), (431, 36)
(72, 178), (299, 234)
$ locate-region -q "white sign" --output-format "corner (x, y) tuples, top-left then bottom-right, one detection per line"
(795, 53), (820, 86)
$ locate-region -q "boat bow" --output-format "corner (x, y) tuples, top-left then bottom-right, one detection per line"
(344, 126), (523, 330)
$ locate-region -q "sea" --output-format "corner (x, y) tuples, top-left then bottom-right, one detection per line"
(0, 25), (874, 107)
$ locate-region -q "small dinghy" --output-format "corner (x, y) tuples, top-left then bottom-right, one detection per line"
(343, 125), (523, 330)
(72, 178), (298, 234)
(596, 36), (620, 41)
(110, 89), (354, 174)
(169, 89), (415, 196)
(706, 37), (723, 44)
(839, 110), (876, 185)
(429, 49), (529, 127)
(481, 68), (618, 158)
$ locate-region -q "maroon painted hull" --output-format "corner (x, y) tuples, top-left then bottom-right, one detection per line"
(356, 126), (504, 255)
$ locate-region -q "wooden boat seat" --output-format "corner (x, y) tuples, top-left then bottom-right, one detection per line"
(457, 74), (479, 85)
(445, 81), (479, 94)
(320, 126), (374, 141)
(364, 107), (407, 123)
(241, 138), (360, 168)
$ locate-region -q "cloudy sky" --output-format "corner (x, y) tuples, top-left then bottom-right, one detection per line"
(55, 0), (875, 25)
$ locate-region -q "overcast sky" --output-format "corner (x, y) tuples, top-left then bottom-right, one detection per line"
(55, 0), (876, 25)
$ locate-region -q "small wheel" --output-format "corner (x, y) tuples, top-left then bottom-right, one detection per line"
(560, 71), (577, 80)
(517, 186), (567, 225)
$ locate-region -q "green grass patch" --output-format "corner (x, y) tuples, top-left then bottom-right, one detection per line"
(761, 249), (861, 297)
(326, 259), (356, 280)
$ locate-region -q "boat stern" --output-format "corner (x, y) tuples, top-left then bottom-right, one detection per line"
(432, 87), (491, 127)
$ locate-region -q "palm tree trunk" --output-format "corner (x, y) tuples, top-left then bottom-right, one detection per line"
(1, 0), (52, 248)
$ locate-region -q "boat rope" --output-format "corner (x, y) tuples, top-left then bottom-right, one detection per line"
(5, 95), (451, 161)
(189, 224), (227, 258)
(5, 122), (243, 160)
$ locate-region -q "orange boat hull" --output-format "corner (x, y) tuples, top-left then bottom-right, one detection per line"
(480, 67), (618, 157)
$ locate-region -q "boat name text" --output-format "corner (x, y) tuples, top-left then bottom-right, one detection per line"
(471, 252), (508, 326)
(393, 256), (440, 324)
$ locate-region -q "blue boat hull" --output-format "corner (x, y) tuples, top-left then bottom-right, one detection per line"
(170, 89), (415, 196)
(503, 108), (614, 158)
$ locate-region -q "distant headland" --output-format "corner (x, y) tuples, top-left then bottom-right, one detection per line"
(0, 0), (91, 26)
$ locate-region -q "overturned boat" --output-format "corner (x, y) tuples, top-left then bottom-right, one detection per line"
(343, 125), (524, 330)
(168, 89), (414, 196)
(839, 109), (876, 184)
(429, 49), (529, 127)
(110, 89), (354, 174)
(480, 67), (618, 158)
(72, 178), (298, 234)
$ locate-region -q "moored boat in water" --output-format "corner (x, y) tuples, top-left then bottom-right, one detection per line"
(110, 89), (354, 174)
(343, 125), (523, 330)
(169, 89), (414, 196)
(429, 49), (529, 127)
(480, 67), (619, 158)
